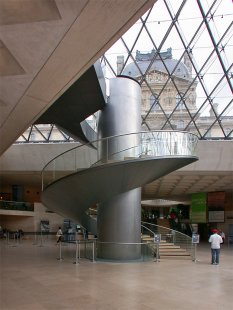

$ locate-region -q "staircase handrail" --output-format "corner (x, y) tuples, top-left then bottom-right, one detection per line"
(42, 130), (198, 189)
(141, 221), (194, 258)
(141, 224), (156, 240)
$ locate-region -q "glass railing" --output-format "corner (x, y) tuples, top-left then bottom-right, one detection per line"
(141, 221), (194, 259)
(42, 131), (198, 189)
(34, 239), (155, 263)
(95, 241), (156, 262)
(53, 234), (193, 262)
(0, 200), (34, 212)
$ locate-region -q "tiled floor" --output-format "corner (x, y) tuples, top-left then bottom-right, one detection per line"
(0, 239), (232, 310)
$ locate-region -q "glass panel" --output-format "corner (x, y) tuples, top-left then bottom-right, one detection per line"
(42, 131), (198, 188)
(106, 0), (233, 140)
(17, 0), (233, 142)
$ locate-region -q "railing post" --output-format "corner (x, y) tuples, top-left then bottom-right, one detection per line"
(74, 240), (79, 264)
(106, 138), (108, 163)
(38, 230), (44, 247)
(78, 240), (81, 260)
(10, 232), (18, 247)
(84, 240), (87, 258)
(156, 243), (160, 262)
(154, 234), (161, 262)
(57, 240), (63, 261)
(6, 231), (10, 245)
(92, 240), (95, 262)
(33, 232), (37, 245)
(192, 243), (197, 262)
(41, 171), (44, 191)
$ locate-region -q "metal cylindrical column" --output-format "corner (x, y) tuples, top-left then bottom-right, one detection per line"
(97, 76), (142, 260)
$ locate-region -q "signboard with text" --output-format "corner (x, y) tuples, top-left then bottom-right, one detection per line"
(190, 193), (207, 223)
(208, 211), (225, 222)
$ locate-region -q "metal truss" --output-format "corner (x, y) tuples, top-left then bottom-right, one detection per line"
(17, 0), (232, 143)
(16, 124), (73, 144)
(103, 0), (232, 140)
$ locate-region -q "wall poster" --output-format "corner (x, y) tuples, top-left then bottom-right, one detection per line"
(190, 193), (207, 223)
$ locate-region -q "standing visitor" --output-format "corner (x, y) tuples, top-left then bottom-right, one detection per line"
(218, 230), (225, 244)
(208, 229), (223, 265)
(56, 227), (63, 243)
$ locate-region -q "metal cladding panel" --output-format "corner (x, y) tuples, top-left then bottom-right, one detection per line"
(97, 76), (141, 162)
(98, 76), (141, 138)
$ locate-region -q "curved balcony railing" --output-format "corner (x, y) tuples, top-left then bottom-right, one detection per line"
(0, 200), (34, 212)
(42, 131), (198, 189)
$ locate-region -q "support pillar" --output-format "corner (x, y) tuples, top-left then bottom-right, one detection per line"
(97, 76), (142, 260)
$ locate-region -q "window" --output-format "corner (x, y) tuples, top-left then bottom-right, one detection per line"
(177, 120), (184, 129)
(176, 93), (185, 110)
(150, 94), (160, 112)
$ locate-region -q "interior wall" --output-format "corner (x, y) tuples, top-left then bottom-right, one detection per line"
(24, 186), (41, 203)
(0, 203), (65, 233)
(0, 215), (34, 232)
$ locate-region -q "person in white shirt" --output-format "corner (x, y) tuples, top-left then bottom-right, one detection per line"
(208, 229), (223, 265)
(56, 227), (63, 243)
(218, 230), (225, 244)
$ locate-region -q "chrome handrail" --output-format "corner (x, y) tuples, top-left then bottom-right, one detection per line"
(141, 221), (194, 259)
(141, 224), (156, 239)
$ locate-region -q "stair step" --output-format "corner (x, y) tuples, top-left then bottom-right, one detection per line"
(159, 248), (186, 251)
(159, 248), (186, 252)
(160, 255), (191, 260)
(142, 234), (192, 260)
(159, 250), (189, 255)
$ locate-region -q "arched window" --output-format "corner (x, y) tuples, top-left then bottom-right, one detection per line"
(176, 93), (185, 110)
(150, 94), (160, 111)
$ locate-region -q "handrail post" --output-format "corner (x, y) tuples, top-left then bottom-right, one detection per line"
(6, 231), (9, 245)
(92, 240), (95, 262)
(33, 232), (37, 245)
(106, 138), (108, 163)
(74, 240), (79, 264)
(78, 240), (81, 261)
(154, 234), (160, 262)
(57, 240), (63, 261)
(155, 243), (160, 262)
(192, 243), (196, 262)
(10, 232), (18, 247)
(38, 230), (44, 247)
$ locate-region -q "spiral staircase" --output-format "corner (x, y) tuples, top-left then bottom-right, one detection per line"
(41, 131), (198, 235)
(40, 63), (198, 244)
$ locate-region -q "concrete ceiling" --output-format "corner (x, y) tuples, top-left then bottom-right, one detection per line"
(0, 0), (156, 155)
(142, 171), (233, 203)
(1, 168), (232, 204)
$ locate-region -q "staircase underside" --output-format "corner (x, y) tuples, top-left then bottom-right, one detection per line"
(41, 156), (198, 234)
